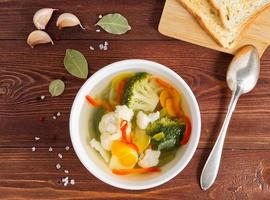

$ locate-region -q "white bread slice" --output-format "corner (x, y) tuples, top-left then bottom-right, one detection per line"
(178, 0), (239, 48)
(210, 0), (270, 30)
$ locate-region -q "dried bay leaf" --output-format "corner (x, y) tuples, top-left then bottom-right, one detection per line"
(49, 79), (65, 97)
(64, 49), (88, 79)
(96, 13), (131, 35)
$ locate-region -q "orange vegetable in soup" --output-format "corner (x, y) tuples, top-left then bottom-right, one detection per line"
(159, 90), (172, 107)
(165, 98), (177, 117)
(111, 141), (138, 168)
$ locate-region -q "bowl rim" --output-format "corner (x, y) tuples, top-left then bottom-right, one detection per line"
(70, 59), (201, 190)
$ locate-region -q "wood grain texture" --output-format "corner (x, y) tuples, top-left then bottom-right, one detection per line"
(1, 41), (270, 149)
(0, 148), (270, 200)
(0, 0), (166, 40)
(1, 0), (270, 199)
(159, 0), (270, 56)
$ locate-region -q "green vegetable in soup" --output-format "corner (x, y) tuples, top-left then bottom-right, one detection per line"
(146, 117), (185, 151)
(122, 72), (159, 112)
(93, 107), (106, 140)
(159, 108), (168, 118)
(109, 72), (135, 105)
(157, 150), (177, 167)
(152, 132), (165, 141)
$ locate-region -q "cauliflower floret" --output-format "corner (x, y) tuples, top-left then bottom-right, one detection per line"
(99, 112), (121, 150)
(148, 112), (160, 122)
(136, 111), (160, 129)
(115, 105), (134, 121)
(99, 112), (119, 135)
(98, 106), (133, 150)
(90, 138), (110, 163)
(138, 149), (161, 168)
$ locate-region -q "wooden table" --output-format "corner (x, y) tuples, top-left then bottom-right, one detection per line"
(1, 1), (270, 199)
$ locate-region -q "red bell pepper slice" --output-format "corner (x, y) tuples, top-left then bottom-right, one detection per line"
(86, 95), (101, 107)
(120, 120), (131, 143)
(120, 120), (139, 152)
(180, 116), (192, 145)
(112, 167), (161, 175)
(85, 95), (113, 112)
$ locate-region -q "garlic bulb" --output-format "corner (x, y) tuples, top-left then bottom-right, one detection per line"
(27, 30), (54, 48)
(33, 8), (57, 30)
(56, 13), (85, 30)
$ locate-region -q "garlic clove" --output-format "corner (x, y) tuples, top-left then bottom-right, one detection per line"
(56, 13), (85, 30)
(27, 30), (54, 48)
(33, 8), (58, 30)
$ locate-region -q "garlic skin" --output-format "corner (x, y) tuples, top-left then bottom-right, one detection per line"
(56, 13), (85, 30)
(33, 8), (57, 30)
(27, 30), (54, 48)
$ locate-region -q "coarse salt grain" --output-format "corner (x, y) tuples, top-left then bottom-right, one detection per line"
(103, 45), (108, 51)
(70, 179), (75, 185)
(56, 163), (61, 169)
(64, 170), (69, 174)
(62, 176), (68, 182)
(89, 46), (94, 51)
(32, 147), (36, 152)
(40, 95), (45, 100)
(62, 176), (69, 186)
(49, 147), (53, 152)
(34, 137), (40, 141)
(58, 153), (63, 159)
(99, 43), (104, 50)
(53, 116), (57, 120)
(96, 29), (101, 32)
(57, 112), (61, 117)
(98, 14), (102, 19)
(104, 41), (108, 46)
(65, 146), (70, 151)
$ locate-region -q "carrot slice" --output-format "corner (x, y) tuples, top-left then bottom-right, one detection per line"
(160, 90), (172, 107)
(153, 78), (173, 89)
(180, 117), (192, 145)
(116, 79), (126, 104)
(165, 98), (177, 117)
(112, 167), (161, 175)
(170, 89), (182, 117)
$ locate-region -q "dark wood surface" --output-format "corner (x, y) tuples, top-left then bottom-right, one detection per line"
(0, 0), (270, 199)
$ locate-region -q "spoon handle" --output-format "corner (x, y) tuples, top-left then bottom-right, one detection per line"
(200, 87), (242, 191)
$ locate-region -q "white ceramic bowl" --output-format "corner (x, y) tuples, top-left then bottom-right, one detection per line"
(70, 59), (201, 190)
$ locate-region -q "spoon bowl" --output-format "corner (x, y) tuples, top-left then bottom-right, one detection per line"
(227, 45), (260, 93)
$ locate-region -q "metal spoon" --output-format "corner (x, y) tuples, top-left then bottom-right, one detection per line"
(200, 45), (260, 191)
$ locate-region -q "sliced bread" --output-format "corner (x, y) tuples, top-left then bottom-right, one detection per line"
(210, 0), (270, 30)
(178, 0), (239, 48)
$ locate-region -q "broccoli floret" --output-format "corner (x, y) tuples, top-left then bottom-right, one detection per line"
(146, 117), (186, 151)
(122, 72), (159, 112)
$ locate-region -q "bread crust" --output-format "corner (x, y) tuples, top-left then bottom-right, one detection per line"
(178, 0), (233, 48)
(209, 0), (270, 31)
(178, 0), (270, 48)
